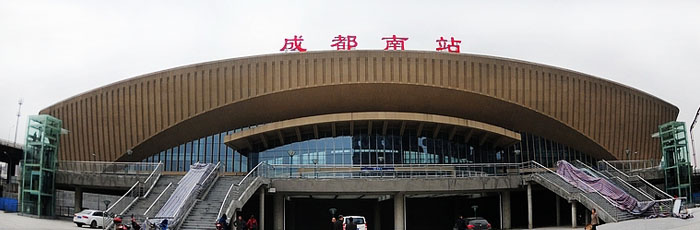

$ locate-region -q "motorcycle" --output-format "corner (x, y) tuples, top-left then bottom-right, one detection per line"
(130, 214), (141, 230)
(113, 215), (130, 230)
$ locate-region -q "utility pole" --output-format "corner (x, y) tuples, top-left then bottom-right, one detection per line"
(690, 106), (699, 169)
(14, 99), (23, 145)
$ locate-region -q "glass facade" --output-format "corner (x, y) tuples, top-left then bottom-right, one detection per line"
(144, 124), (598, 172)
(142, 130), (247, 172)
(250, 132), (597, 168)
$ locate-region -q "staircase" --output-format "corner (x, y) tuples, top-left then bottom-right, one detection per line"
(124, 175), (181, 217)
(180, 176), (242, 230)
(524, 162), (636, 223)
(573, 160), (653, 202)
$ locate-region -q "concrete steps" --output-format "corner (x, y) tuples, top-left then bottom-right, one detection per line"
(123, 175), (181, 217)
(179, 176), (243, 230)
(529, 172), (634, 223)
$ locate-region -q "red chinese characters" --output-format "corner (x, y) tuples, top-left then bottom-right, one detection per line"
(280, 35), (307, 52)
(331, 35), (358, 50)
(382, 35), (408, 50)
(436, 36), (461, 53)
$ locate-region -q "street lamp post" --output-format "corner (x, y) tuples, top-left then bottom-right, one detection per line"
(288, 150), (295, 178)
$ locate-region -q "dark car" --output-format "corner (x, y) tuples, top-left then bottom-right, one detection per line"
(466, 217), (491, 230)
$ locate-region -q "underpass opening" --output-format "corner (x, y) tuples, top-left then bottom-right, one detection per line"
(406, 193), (501, 230)
(283, 194), (393, 230)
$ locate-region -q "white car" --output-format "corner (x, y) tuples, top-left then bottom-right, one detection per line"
(73, 210), (105, 228)
(343, 216), (367, 230)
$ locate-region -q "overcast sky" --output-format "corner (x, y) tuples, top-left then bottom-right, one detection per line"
(1, 0), (698, 161)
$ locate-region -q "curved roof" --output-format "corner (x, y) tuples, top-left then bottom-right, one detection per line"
(39, 50), (679, 162)
(224, 112), (522, 154)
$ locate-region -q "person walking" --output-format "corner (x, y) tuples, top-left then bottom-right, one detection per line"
(159, 219), (168, 230)
(246, 214), (258, 230)
(345, 217), (357, 230)
(218, 214), (229, 230)
(454, 215), (466, 230)
(330, 217), (337, 230)
(334, 215), (344, 230)
(234, 215), (247, 230)
(591, 209), (599, 230)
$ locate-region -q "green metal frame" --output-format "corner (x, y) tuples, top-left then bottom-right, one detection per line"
(659, 121), (693, 202)
(19, 115), (62, 217)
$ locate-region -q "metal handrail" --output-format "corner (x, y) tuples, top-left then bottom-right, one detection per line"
(526, 161), (618, 221)
(604, 159), (660, 172)
(104, 181), (140, 229)
(611, 177), (654, 201)
(217, 162), (267, 222)
(143, 182), (173, 217)
(58, 161), (160, 174)
(574, 160), (654, 201)
(106, 181), (140, 213)
(599, 160), (672, 199)
(142, 162), (164, 198)
(218, 183), (237, 222)
(264, 163), (521, 179)
(236, 162), (267, 186)
(169, 162), (220, 229)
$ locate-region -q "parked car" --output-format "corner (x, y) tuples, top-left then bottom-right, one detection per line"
(466, 217), (491, 230)
(73, 209), (105, 228)
(343, 215), (367, 230)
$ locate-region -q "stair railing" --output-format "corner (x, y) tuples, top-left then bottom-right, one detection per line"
(598, 160), (672, 199)
(170, 162), (221, 230)
(218, 162), (268, 223)
(524, 160), (619, 222)
(141, 162), (164, 198)
(103, 181), (141, 229)
(143, 182), (173, 217)
(598, 160), (675, 216)
(575, 160), (654, 201)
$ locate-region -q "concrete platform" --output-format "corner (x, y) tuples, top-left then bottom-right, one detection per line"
(512, 208), (700, 230)
(1, 208), (698, 230)
(0, 212), (85, 230)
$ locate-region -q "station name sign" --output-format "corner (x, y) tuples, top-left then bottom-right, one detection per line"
(280, 35), (461, 53)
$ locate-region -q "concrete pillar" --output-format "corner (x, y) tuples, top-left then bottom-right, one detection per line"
(273, 193), (284, 230)
(394, 193), (405, 230)
(74, 187), (83, 212)
(501, 191), (511, 229)
(571, 201), (577, 228)
(259, 188), (265, 230)
(555, 197), (561, 226)
(527, 184), (533, 229)
(375, 202), (381, 230)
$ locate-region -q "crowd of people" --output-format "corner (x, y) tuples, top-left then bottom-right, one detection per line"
(330, 215), (358, 230)
(217, 214), (259, 230)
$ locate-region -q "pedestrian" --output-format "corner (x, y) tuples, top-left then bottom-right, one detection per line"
(246, 214), (258, 230)
(234, 215), (246, 230)
(334, 215), (344, 230)
(591, 209), (599, 230)
(346, 217), (357, 230)
(159, 219), (168, 230)
(454, 215), (466, 230)
(330, 217), (337, 230)
(218, 214), (229, 230)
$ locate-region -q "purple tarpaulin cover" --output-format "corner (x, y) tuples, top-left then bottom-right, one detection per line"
(556, 160), (655, 215)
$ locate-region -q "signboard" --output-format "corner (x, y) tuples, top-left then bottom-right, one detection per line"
(280, 35), (462, 53)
